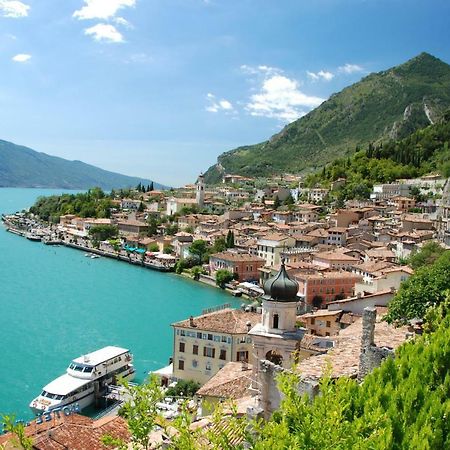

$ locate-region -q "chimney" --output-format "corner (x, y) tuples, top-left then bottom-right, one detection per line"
(189, 316), (196, 327)
(246, 320), (252, 332)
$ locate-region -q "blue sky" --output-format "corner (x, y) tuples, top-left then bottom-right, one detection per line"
(0, 0), (449, 186)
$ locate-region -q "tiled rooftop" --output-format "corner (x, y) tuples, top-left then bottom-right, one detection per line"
(172, 308), (261, 334)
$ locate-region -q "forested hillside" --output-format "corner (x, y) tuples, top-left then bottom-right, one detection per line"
(204, 53), (450, 183)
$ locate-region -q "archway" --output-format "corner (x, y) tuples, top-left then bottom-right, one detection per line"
(266, 350), (283, 366)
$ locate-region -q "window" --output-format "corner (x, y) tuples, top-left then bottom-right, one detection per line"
(192, 360), (198, 368)
(221, 336), (227, 343)
(179, 342), (185, 353)
(193, 344), (198, 355)
(237, 351), (249, 362)
(326, 321), (331, 328)
(219, 349), (227, 360)
(180, 330), (186, 336)
(197, 332), (202, 339)
(206, 362), (212, 371)
(178, 360), (184, 370)
(310, 318), (315, 325)
(273, 313), (279, 329)
(207, 333), (213, 341)
(203, 347), (215, 358)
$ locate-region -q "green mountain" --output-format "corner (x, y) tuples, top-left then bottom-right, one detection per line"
(204, 52), (450, 183)
(0, 140), (166, 190)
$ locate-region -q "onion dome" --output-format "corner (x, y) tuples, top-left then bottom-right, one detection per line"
(263, 260), (299, 302)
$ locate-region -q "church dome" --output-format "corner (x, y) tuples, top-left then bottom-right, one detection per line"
(263, 260), (299, 302)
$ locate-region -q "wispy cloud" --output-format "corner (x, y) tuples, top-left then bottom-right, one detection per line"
(85, 24), (124, 43)
(307, 70), (334, 82)
(338, 63), (364, 74)
(12, 53), (31, 62)
(241, 65), (324, 122)
(206, 93), (235, 114)
(0, 0), (29, 18)
(73, 0), (135, 20)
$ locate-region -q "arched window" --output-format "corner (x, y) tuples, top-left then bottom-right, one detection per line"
(273, 313), (279, 329)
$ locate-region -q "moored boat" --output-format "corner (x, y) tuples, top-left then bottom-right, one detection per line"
(29, 346), (135, 415)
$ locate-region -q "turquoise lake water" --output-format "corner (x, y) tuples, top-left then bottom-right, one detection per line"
(0, 188), (238, 420)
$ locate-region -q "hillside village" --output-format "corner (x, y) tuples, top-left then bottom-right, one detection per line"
(3, 168), (449, 441)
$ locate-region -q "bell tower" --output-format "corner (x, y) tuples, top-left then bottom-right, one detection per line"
(249, 260), (304, 369)
(196, 173), (205, 208)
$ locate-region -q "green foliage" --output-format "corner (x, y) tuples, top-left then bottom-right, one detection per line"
(386, 250), (450, 323)
(30, 188), (113, 222)
(212, 237), (227, 253)
(103, 376), (164, 450)
(163, 244), (173, 254)
(148, 243), (159, 252)
(189, 239), (210, 264)
(0, 415), (33, 450)
(216, 269), (234, 288)
(147, 216), (158, 236)
(191, 265), (206, 280)
(166, 379), (201, 398)
(204, 53), (450, 182)
(226, 230), (235, 248)
(88, 224), (118, 241)
(165, 223), (179, 236)
(407, 241), (446, 269)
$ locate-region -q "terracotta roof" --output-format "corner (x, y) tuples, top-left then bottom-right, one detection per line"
(313, 251), (359, 261)
(196, 362), (253, 399)
(210, 251), (264, 263)
(172, 308), (261, 334)
(258, 233), (291, 242)
(0, 414), (129, 450)
(296, 315), (409, 380)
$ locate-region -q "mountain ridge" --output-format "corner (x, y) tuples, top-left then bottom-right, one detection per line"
(0, 139), (166, 190)
(204, 52), (450, 183)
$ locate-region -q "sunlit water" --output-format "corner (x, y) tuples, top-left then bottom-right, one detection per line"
(0, 188), (238, 420)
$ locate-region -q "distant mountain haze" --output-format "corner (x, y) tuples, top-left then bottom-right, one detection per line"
(0, 140), (166, 190)
(204, 52), (450, 183)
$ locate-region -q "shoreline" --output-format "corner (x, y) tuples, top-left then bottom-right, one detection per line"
(2, 220), (247, 300)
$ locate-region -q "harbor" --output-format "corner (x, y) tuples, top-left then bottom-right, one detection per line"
(0, 188), (239, 420)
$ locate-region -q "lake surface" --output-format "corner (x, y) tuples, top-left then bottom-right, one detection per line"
(0, 188), (238, 420)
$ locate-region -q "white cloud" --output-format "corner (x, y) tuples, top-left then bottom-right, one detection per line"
(206, 93), (235, 114)
(307, 70), (334, 81)
(245, 73), (324, 122)
(73, 0), (135, 20)
(338, 63), (364, 74)
(0, 0), (29, 18)
(12, 53), (31, 62)
(114, 16), (132, 28)
(85, 23), (124, 43)
(240, 64), (281, 76)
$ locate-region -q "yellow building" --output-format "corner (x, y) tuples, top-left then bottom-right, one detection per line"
(171, 308), (260, 384)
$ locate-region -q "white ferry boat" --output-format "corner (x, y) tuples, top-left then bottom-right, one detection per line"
(29, 346), (135, 415)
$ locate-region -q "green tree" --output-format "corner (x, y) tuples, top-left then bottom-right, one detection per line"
(166, 379), (201, 398)
(407, 241), (445, 269)
(189, 239), (210, 263)
(88, 224), (119, 241)
(226, 230), (235, 248)
(102, 376), (163, 450)
(148, 243), (159, 252)
(386, 250), (450, 323)
(215, 269), (234, 288)
(213, 237), (227, 253)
